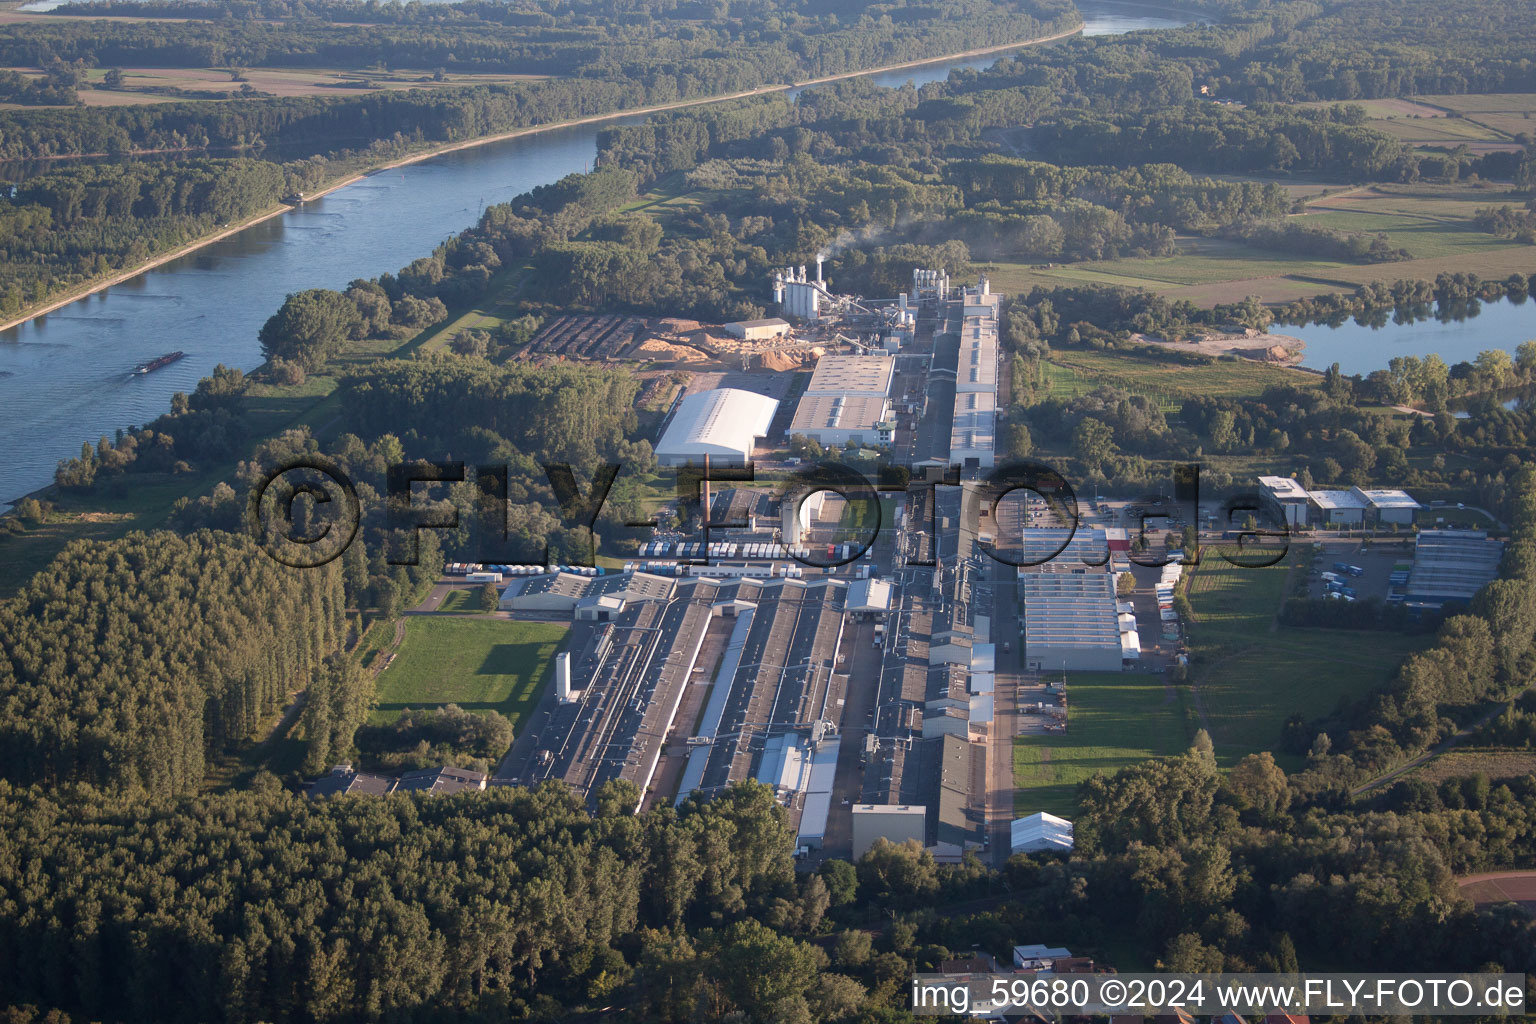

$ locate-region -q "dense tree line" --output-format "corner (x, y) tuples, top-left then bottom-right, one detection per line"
(0, 780), (851, 1024)
(0, 68), (76, 106)
(1, 745), (1533, 1024)
(0, 0), (1076, 163)
(4, 0), (1077, 79)
(0, 530), (348, 793)
(0, 159), (287, 315)
(1219, 216), (1410, 263)
(354, 703), (514, 773)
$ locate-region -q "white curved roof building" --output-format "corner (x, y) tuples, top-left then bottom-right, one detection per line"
(656, 388), (779, 466)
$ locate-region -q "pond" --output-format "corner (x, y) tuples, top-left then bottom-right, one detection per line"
(1286, 294), (1536, 376)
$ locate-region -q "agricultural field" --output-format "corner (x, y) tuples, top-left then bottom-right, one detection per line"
(1014, 672), (1191, 817)
(1412, 93), (1536, 142)
(372, 617), (569, 730)
(985, 181), (1536, 307)
(1402, 748), (1536, 785)
(8, 65), (549, 106)
(1184, 555), (1427, 768)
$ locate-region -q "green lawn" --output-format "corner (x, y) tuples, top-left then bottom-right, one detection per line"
(1014, 672), (1192, 817)
(372, 617), (569, 731)
(1047, 348), (1317, 403)
(1185, 556), (1427, 767)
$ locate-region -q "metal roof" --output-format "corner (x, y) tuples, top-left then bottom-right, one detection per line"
(1309, 488), (1368, 510)
(656, 388), (779, 463)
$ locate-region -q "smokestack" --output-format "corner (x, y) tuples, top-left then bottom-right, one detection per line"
(701, 454), (711, 540)
(816, 254), (824, 284)
(556, 652), (572, 702)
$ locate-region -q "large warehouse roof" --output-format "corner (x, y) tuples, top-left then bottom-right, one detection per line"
(791, 394), (891, 435)
(1408, 529), (1503, 603)
(655, 388), (779, 465)
(1021, 571), (1120, 650)
(805, 353), (894, 396)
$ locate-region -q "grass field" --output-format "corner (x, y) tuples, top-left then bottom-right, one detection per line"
(1014, 672), (1192, 816)
(371, 617), (568, 730)
(984, 181), (1536, 307)
(1185, 556), (1427, 767)
(1045, 347), (1317, 404)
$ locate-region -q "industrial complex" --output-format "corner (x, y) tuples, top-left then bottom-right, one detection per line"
(347, 261), (1512, 872)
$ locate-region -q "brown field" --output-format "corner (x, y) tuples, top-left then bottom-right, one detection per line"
(1406, 748), (1536, 785)
(1459, 872), (1536, 914)
(9, 65), (549, 106)
(1299, 97), (1449, 120)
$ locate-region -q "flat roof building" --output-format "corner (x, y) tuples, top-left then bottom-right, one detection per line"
(803, 353), (895, 397)
(1309, 488), (1368, 525)
(656, 388), (779, 467)
(1258, 475), (1310, 528)
(724, 317), (790, 341)
(1022, 571), (1123, 672)
(790, 393), (894, 447)
(1352, 487), (1421, 524)
(847, 577), (893, 615)
(949, 390), (996, 471)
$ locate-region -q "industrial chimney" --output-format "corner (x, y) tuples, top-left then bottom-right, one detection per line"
(555, 652), (572, 702)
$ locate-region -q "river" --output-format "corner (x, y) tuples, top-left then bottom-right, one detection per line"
(0, 2), (1195, 502)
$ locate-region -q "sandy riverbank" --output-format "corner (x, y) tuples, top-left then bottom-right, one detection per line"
(0, 22), (1083, 335)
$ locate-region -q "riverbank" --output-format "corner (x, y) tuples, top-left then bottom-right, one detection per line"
(0, 22), (1083, 336)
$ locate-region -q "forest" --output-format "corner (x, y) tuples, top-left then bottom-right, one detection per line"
(0, 530), (349, 794)
(0, 158), (287, 316)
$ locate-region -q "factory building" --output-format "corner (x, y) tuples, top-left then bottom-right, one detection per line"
(655, 388), (779, 467)
(949, 391), (996, 471)
(502, 576), (728, 810)
(791, 353), (897, 447)
(846, 577), (893, 616)
(499, 570), (674, 616)
(852, 804), (927, 859)
(1407, 529), (1504, 605)
(773, 260), (837, 320)
(1351, 487), (1421, 525)
(790, 395), (895, 447)
(674, 578), (847, 809)
(1309, 488), (1368, 526)
(803, 353), (896, 397)
(1014, 527), (1110, 570)
(723, 317), (791, 341)
(1258, 475), (1310, 528)
(1021, 571), (1123, 672)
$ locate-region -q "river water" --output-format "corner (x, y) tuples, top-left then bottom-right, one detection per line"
(0, 2), (1192, 502)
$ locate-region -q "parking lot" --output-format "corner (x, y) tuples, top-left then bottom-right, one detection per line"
(1305, 542), (1415, 602)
